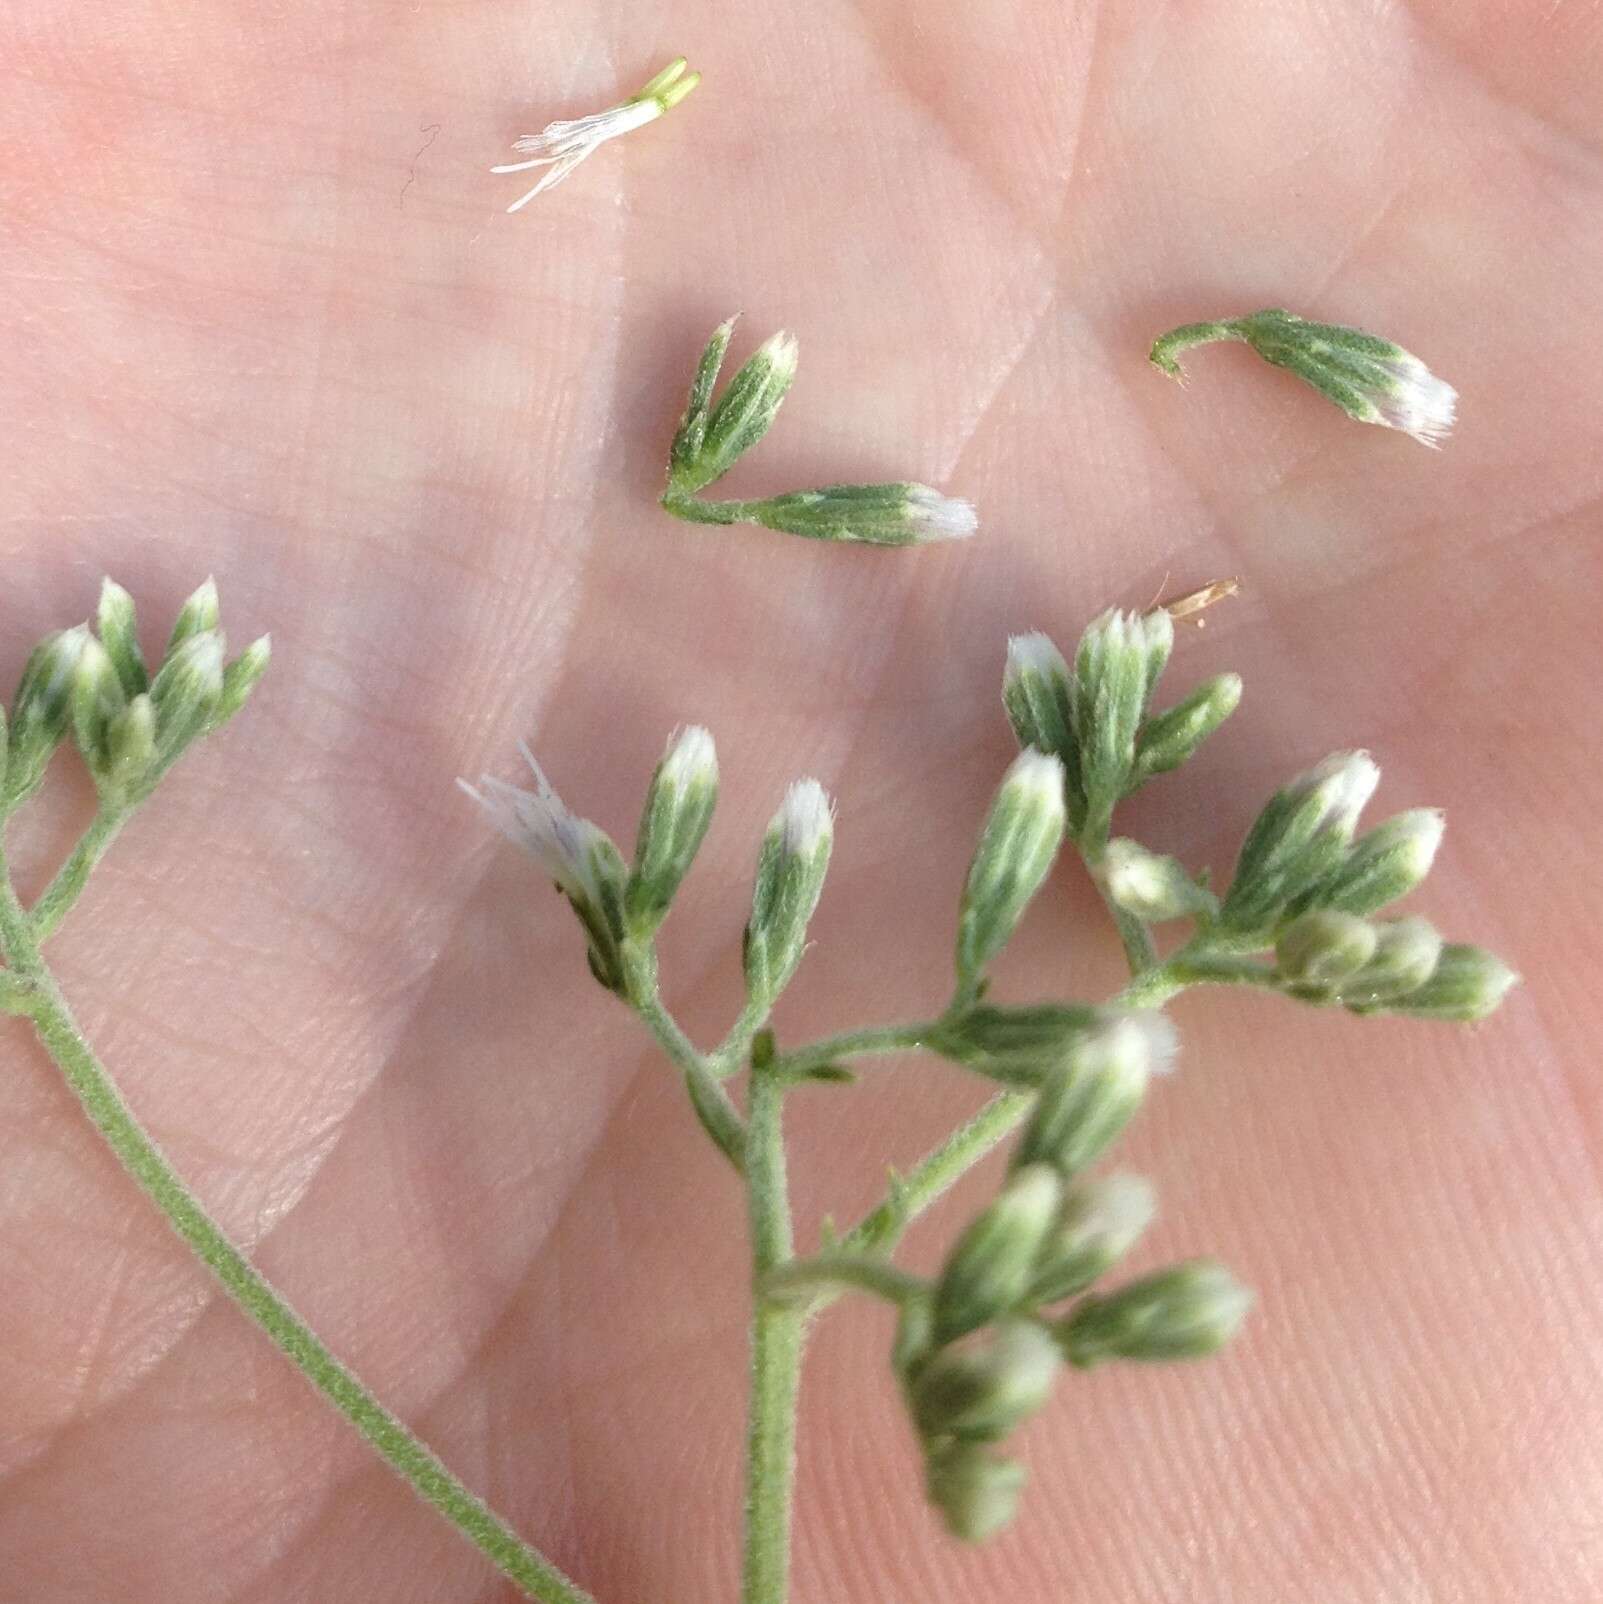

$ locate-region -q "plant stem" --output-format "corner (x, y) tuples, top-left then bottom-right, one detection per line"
(769, 1019), (940, 1079)
(660, 491), (755, 526)
(762, 1254), (924, 1309)
(742, 1066), (803, 1604)
(0, 846), (595, 1604)
(841, 1088), (1033, 1259)
(1148, 318), (1245, 379)
(30, 807), (129, 941)
(621, 943), (747, 1169)
(1117, 949), (1281, 1009)
(709, 995), (771, 1079)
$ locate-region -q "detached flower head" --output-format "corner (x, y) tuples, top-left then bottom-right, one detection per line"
(492, 57), (701, 212)
(1149, 308), (1457, 448)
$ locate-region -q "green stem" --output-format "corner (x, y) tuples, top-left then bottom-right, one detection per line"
(0, 847), (594, 1604)
(621, 943), (747, 1170)
(742, 1067), (803, 1604)
(1107, 902), (1158, 975)
(841, 1088), (1033, 1259)
(1148, 319), (1246, 380)
(661, 491), (755, 526)
(1117, 949), (1282, 1009)
(30, 808), (129, 941)
(762, 1254), (924, 1309)
(769, 1019), (940, 1080)
(709, 995), (771, 1079)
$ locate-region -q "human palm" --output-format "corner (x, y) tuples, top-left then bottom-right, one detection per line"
(3, 3), (1600, 1600)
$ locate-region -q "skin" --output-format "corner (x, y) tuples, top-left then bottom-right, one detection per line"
(2, 2), (1601, 1599)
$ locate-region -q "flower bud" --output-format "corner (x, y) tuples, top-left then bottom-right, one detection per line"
(103, 695), (156, 795)
(925, 1443), (1028, 1543)
(150, 630), (226, 769)
(668, 315), (738, 487)
(1071, 608), (1172, 840)
(892, 1295), (938, 1388)
(928, 1002), (1104, 1087)
(95, 578), (148, 698)
(6, 625), (90, 804)
(1274, 909), (1379, 989)
(744, 482), (976, 546)
(1335, 916), (1443, 1010)
(955, 749), (1067, 989)
(932, 1165), (1063, 1344)
(671, 329), (799, 496)
(165, 577), (220, 657)
(460, 747), (631, 994)
(625, 726), (718, 936)
(214, 636), (271, 728)
(1059, 1259), (1253, 1366)
(743, 778), (834, 1007)
(1002, 632), (1081, 820)
(1234, 309), (1457, 448)
(1221, 751), (1380, 936)
(1010, 1010), (1175, 1180)
(1379, 943), (1518, 1022)
(911, 1318), (1061, 1441)
(1100, 837), (1214, 923)
(1318, 808), (1444, 918)
(1130, 672), (1242, 789)
(1028, 1172), (1156, 1305)
(70, 637), (130, 788)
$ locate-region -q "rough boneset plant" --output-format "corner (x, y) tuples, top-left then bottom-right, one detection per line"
(2, 573), (1517, 1603)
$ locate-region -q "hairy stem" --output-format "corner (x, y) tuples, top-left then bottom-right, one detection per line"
(1117, 948), (1281, 1008)
(742, 1067), (804, 1604)
(660, 491), (757, 526)
(0, 843), (594, 1604)
(622, 943), (748, 1168)
(30, 808), (129, 941)
(841, 1088), (1034, 1258)
(1148, 318), (1246, 379)
(763, 1254), (925, 1308)
(769, 1019), (940, 1080)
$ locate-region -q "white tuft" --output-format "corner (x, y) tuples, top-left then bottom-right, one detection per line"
(1299, 750), (1381, 837)
(754, 330), (801, 384)
(661, 724), (718, 788)
(776, 778), (834, 858)
(1075, 1172), (1158, 1247)
(1002, 747), (1067, 811)
(491, 96), (664, 211)
(459, 747), (610, 907)
(1372, 354), (1457, 448)
(1096, 1008), (1180, 1081)
(903, 484), (978, 542)
(1005, 631), (1069, 683)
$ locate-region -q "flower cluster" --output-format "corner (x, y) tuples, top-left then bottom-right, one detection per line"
(467, 602), (1515, 1551)
(659, 316), (977, 547)
(896, 1011), (1252, 1542)
(4, 578), (268, 813)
